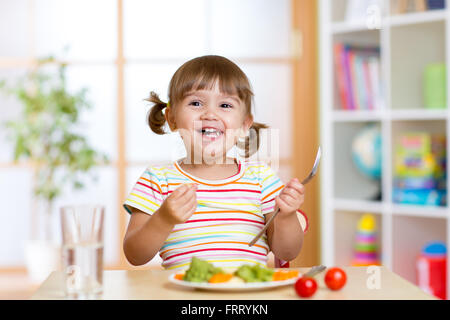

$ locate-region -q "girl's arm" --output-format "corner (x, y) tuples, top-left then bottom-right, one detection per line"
(123, 207), (175, 265)
(266, 210), (304, 262)
(265, 178), (305, 262)
(123, 183), (198, 265)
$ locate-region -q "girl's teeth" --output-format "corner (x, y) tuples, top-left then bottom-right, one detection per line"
(202, 128), (221, 137)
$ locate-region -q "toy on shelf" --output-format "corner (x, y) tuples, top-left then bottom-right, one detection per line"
(424, 63), (447, 109)
(352, 214), (380, 267)
(431, 135), (447, 189)
(416, 242), (447, 300)
(393, 133), (447, 206)
(352, 124), (382, 200)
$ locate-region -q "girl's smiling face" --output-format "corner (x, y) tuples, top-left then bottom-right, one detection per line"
(166, 81), (253, 164)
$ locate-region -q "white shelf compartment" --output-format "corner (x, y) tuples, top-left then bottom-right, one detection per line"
(320, 0), (450, 298)
(390, 120), (447, 211)
(390, 19), (446, 110)
(333, 121), (383, 201)
(332, 28), (381, 111)
(392, 215), (447, 286)
(333, 210), (384, 267)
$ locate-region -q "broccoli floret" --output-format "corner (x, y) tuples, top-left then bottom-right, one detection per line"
(234, 264), (274, 282)
(183, 257), (224, 282)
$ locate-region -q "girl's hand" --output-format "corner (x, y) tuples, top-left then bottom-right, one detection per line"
(159, 183), (198, 225)
(275, 178), (305, 217)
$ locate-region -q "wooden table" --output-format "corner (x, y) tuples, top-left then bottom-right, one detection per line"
(30, 266), (436, 300)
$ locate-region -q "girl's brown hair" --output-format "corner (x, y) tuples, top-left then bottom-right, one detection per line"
(145, 55), (268, 158)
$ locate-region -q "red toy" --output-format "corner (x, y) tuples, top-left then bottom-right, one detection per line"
(416, 242), (447, 300)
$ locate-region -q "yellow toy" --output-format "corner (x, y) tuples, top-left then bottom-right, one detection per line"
(352, 214), (380, 267)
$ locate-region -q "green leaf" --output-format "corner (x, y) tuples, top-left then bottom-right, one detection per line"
(0, 53), (110, 206)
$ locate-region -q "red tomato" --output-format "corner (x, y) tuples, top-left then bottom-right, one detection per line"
(295, 277), (318, 298)
(324, 267), (347, 290)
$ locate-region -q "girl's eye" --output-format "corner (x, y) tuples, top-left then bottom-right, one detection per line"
(189, 101), (202, 107)
(220, 103), (233, 109)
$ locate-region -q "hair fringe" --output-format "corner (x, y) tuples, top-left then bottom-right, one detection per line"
(145, 91), (168, 135)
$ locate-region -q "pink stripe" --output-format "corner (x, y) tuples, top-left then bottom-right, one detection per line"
(355, 237), (376, 244)
(262, 205), (275, 213)
(169, 188), (261, 194)
(163, 253), (268, 267)
(133, 188), (163, 203)
(262, 198), (276, 204)
(165, 247), (266, 262)
(197, 195), (259, 201)
(184, 218), (264, 225)
(171, 222), (261, 233)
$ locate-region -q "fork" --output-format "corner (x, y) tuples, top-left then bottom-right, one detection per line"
(248, 146), (322, 247)
(302, 265), (327, 278)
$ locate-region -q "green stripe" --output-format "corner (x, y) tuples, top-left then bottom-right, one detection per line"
(355, 243), (378, 252)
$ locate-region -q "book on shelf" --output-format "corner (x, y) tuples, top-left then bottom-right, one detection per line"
(363, 58), (374, 110)
(368, 57), (383, 110)
(427, 0), (446, 10)
(333, 43), (382, 111)
(349, 50), (359, 110)
(392, 0), (446, 14)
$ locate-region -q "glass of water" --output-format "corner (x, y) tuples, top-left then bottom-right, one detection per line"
(60, 205), (104, 299)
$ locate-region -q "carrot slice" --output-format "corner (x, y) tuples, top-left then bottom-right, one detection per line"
(272, 270), (300, 281)
(287, 270), (299, 278)
(208, 273), (233, 283)
(272, 271), (285, 281)
(174, 273), (185, 280)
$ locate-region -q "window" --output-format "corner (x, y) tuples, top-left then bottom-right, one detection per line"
(0, 0), (294, 269)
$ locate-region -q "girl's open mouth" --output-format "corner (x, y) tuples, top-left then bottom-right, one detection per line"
(198, 127), (224, 141)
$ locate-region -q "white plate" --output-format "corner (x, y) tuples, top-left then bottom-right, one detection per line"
(168, 272), (302, 292)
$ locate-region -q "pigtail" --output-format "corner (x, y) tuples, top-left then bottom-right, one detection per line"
(145, 91), (168, 135)
(237, 122), (269, 158)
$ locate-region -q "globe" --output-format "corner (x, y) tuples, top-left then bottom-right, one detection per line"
(352, 125), (382, 180)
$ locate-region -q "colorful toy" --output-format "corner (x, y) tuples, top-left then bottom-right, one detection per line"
(416, 242), (447, 300)
(351, 214), (380, 266)
(431, 135), (447, 189)
(393, 133), (447, 206)
(392, 189), (446, 206)
(394, 133), (435, 178)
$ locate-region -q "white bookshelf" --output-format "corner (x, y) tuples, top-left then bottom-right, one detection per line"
(319, 0), (450, 297)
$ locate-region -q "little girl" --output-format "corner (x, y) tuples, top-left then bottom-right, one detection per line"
(123, 55), (308, 270)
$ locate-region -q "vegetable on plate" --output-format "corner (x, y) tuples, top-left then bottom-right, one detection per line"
(175, 257), (300, 284)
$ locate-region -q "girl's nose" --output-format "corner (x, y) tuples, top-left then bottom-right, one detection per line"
(200, 105), (218, 120)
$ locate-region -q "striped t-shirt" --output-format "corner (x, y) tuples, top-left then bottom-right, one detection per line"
(123, 158), (308, 270)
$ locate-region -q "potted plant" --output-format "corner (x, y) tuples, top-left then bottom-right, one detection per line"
(0, 56), (108, 283)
